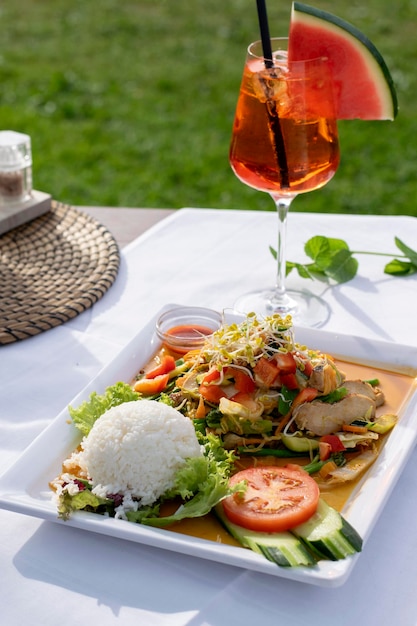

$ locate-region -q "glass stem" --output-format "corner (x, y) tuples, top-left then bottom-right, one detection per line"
(273, 196), (293, 301)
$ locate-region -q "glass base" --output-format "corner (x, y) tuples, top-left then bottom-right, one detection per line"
(234, 288), (330, 328)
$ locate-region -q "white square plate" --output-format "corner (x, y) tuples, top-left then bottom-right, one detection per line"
(0, 305), (416, 587)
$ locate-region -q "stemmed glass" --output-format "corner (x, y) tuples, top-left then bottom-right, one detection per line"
(230, 38), (340, 327)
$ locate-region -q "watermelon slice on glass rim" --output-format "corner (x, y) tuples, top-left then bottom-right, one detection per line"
(288, 2), (398, 120)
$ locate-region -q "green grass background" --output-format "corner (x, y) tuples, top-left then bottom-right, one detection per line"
(0, 0), (415, 215)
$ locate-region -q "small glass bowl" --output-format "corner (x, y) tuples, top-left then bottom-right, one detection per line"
(156, 306), (222, 354)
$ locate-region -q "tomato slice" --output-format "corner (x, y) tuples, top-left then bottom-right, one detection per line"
(222, 466), (320, 533)
(145, 355), (176, 379)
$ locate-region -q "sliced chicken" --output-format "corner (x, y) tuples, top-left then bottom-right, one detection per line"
(293, 393), (375, 436)
(308, 361), (346, 395)
(342, 379), (385, 407)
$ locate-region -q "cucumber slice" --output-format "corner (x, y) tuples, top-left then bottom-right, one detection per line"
(281, 433), (319, 453)
(214, 505), (317, 567)
(215, 499), (362, 567)
(292, 499), (363, 560)
(367, 413), (397, 434)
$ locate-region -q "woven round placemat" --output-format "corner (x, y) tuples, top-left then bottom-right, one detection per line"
(0, 200), (120, 345)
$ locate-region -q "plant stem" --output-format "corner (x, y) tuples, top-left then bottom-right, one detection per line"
(352, 250), (407, 258)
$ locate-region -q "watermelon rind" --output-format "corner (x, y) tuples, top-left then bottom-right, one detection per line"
(289, 2), (398, 120)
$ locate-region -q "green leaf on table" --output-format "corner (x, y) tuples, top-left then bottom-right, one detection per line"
(272, 235), (417, 285)
(384, 258), (416, 276)
(270, 246), (315, 279)
(305, 235), (348, 257)
(286, 260), (318, 280)
(320, 247), (359, 283)
(394, 237), (417, 265)
(304, 236), (358, 283)
(383, 238), (417, 276)
(273, 237), (358, 283)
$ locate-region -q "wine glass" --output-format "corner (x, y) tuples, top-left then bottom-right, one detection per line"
(230, 37), (340, 327)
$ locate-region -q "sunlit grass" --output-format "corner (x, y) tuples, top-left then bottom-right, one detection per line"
(0, 0), (415, 215)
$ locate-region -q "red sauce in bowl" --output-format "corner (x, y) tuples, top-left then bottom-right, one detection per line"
(156, 307), (222, 355)
(164, 324), (215, 354)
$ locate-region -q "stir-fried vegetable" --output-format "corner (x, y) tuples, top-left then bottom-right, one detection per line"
(131, 313), (396, 489)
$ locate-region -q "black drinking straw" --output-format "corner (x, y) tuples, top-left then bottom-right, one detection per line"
(256, 0), (273, 68)
(255, 0), (290, 187)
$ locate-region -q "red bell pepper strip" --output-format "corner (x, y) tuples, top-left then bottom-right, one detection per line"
(134, 373), (170, 395)
(274, 352), (297, 374)
(145, 355), (176, 379)
(319, 441), (332, 461)
(200, 368), (222, 385)
(292, 387), (319, 410)
(226, 367), (256, 393)
(253, 357), (280, 387)
(319, 434), (346, 452)
(229, 391), (258, 412)
(280, 372), (299, 390)
(199, 383), (227, 404)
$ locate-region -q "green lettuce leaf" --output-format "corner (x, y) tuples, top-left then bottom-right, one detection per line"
(57, 487), (110, 520)
(126, 433), (240, 527)
(68, 382), (139, 436)
(60, 406), (240, 527)
(278, 386), (299, 415)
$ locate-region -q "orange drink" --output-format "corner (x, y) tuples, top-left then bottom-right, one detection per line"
(230, 53), (339, 196)
(229, 38), (340, 325)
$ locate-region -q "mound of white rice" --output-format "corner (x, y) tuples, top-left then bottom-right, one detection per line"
(76, 400), (202, 507)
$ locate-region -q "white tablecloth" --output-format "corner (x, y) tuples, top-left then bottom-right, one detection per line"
(1, 208), (417, 626)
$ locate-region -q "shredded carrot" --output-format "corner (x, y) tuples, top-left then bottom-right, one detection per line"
(342, 423), (369, 434)
(183, 349), (202, 361)
(274, 413), (292, 435)
(319, 460), (337, 479)
(195, 395), (207, 419)
(175, 376), (186, 388)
